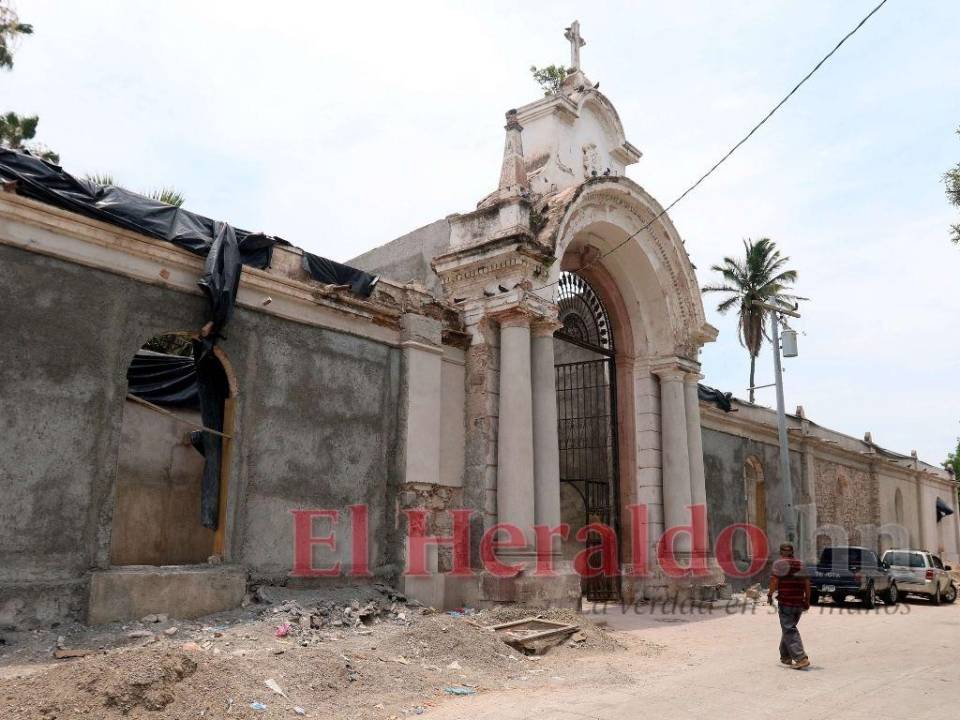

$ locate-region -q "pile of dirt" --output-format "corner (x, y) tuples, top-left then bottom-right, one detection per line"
(377, 614), (520, 673)
(0, 589), (626, 719)
(3, 649), (198, 717)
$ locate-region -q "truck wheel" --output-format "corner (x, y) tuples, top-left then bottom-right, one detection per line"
(944, 583), (957, 604)
(882, 583), (898, 605)
(832, 592), (846, 605)
(863, 583), (877, 609)
(810, 591), (820, 606)
(931, 583), (942, 605)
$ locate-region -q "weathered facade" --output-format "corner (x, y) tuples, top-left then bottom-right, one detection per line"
(701, 396), (960, 585)
(2, 22), (956, 630)
(0, 190), (467, 627)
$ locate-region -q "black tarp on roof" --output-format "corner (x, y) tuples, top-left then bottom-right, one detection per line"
(698, 383), (733, 412)
(0, 148), (377, 298)
(1, 148), (379, 530)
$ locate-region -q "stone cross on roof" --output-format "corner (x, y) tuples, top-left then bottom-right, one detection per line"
(564, 20), (585, 71)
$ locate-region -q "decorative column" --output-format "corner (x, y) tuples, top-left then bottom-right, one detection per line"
(496, 310), (536, 547)
(654, 366), (693, 554)
(683, 372), (708, 556)
(531, 320), (563, 553)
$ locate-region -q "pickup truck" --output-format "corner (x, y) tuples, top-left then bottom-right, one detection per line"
(808, 546), (898, 608)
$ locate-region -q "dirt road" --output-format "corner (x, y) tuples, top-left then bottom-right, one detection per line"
(428, 598), (960, 720)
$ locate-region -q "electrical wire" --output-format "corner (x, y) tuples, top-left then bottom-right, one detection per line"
(533, 0), (890, 292)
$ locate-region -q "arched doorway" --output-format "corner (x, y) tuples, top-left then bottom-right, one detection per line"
(738, 456), (766, 566)
(110, 333), (235, 566)
(554, 271), (621, 601)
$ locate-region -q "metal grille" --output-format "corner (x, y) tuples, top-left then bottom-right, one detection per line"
(555, 358), (621, 601)
(555, 272), (613, 355)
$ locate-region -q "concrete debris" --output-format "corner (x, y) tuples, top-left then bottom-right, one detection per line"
(163, 626), (179, 636)
(446, 660), (462, 670)
(126, 630), (154, 639)
(140, 613), (168, 623)
(443, 686), (476, 696)
(744, 583), (762, 600)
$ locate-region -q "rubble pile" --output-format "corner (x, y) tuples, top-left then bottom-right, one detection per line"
(0, 585), (626, 719)
(260, 583), (415, 646)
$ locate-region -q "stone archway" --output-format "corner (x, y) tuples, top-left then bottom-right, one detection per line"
(534, 177), (720, 596)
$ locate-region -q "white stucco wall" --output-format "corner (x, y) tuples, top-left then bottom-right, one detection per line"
(439, 349), (466, 488)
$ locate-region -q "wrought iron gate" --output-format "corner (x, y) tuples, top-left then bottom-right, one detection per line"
(554, 272), (621, 602)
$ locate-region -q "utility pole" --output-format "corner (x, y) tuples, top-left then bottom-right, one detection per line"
(752, 300), (801, 545)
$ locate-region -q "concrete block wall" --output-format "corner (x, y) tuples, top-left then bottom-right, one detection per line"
(0, 242), (405, 627)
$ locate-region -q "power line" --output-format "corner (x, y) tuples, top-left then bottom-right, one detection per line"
(534, 0), (889, 292)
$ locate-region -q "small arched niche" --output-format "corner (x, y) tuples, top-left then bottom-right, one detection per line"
(110, 333), (235, 566)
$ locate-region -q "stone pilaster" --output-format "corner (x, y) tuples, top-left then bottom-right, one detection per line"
(683, 371), (708, 556)
(493, 308), (536, 548)
(653, 366), (693, 555)
(531, 319), (563, 553)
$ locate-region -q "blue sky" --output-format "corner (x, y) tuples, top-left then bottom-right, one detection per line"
(5, 1), (958, 463)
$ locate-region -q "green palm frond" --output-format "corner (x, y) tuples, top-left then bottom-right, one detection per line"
(148, 187), (185, 207)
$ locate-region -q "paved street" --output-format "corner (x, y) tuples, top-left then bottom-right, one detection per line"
(429, 598), (959, 720)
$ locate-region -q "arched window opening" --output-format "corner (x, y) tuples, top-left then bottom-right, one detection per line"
(110, 333), (233, 566)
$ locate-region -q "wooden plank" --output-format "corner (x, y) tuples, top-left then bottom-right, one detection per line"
(213, 396), (236, 556)
(125, 394), (233, 439)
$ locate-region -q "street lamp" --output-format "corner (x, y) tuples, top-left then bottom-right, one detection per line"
(752, 300), (801, 545)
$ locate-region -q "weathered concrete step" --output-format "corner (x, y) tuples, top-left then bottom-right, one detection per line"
(87, 564), (246, 625)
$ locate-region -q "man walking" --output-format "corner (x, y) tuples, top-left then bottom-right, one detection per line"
(768, 542), (811, 669)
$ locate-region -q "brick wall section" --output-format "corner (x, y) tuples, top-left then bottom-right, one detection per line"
(398, 482), (464, 573)
(813, 457), (880, 548)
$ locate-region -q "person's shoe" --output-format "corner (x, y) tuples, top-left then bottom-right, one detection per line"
(792, 657), (810, 669)
(780, 657), (793, 665)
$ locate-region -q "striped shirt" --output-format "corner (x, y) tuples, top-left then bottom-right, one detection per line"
(772, 557), (808, 607)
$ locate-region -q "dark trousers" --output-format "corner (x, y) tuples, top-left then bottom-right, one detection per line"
(778, 605), (806, 661)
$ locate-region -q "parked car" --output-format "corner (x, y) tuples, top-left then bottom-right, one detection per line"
(808, 546), (897, 608)
(880, 549), (957, 604)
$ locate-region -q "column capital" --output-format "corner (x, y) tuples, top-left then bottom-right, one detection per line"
(531, 318), (563, 337)
(651, 356), (700, 382)
(493, 307), (535, 329)
(651, 365), (687, 383)
(479, 288), (559, 330)
(684, 371), (705, 385)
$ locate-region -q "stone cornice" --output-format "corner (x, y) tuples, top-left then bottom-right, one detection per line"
(0, 192), (457, 348)
(700, 402), (957, 489)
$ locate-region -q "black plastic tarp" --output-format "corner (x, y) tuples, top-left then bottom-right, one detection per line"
(302, 252), (379, 297)
(3, 148), (381, 530)
(126, 347), (227, 529)
(698, 383), (733, 413)
(127, 350), (199, 408)
(936, 497), (955, 522)
(0, 148), (377, 300)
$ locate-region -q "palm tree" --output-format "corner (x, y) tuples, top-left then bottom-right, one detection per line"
(702, 238), (804, 403)
(0, 3), (32, 70)
(0, 111), (59, 162)
(85, 173), (185, 208)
